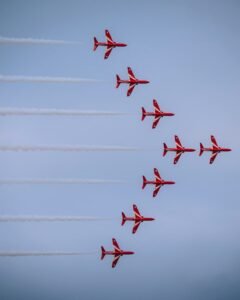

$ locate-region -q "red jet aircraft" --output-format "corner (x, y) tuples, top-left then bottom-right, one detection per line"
(116, 67), (150, 96)
(163, 135), (196, 164)
(93, 30), (127, 59)
(121, 204), (155, 234)
(101, 238), (134, 268)
(199, 135), (231, 164)
(142, 99), (175, 129)
(142, 168), (175, 197)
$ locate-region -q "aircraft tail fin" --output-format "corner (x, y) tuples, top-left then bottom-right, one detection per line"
(121, 212), (126, 226)
(142, 176), (147, 190)
(116, 75), (121, 88)
(141, 107), (146, 121)
(199, 143), (204, 156)
(101, 246), (106, 260)
(93, 37), (98, 51)
(163, 143), (168, 156)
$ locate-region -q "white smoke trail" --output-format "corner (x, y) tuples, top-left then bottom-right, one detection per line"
(0, 252), (96, 257)
(0, 216), (114, 222)
(0, 36), (81, 45)
(0, 179), (125, 185)
(0, 145), (140, 152)
(0, 75), (101, 84)
(0, 108), (128, 116)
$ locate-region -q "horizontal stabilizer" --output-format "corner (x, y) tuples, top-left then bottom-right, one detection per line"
(101, 246), (106, 260)
(142, 176), (147, 189)
(141, 107), (146, 121)
(93, 37), (98, 51)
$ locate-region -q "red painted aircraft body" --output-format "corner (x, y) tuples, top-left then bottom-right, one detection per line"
(116, 67), (149, 96)
(121, 204), (155, 234)
(142, 168), (175, 197)
(101, 238), (134, 268)
(199, 135), (231, 164)
(93, 30), (127, 59)
(142, 99), (174, 129)
(163, 135), (196, 164)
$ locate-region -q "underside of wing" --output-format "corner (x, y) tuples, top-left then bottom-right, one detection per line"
(132, 221), (141, 234)
(104, 46), (113, 59)
(127, 83), (136, 96)
(175, 135), (183, 148)
(105, 30), (113, 43)
(211, 135), (218, 148)
(128, 67), (136, 80)
(154, 168), (161, 181)
(153, 185), (161, 197)
(112, 255), (121, 268)
(210, 152), (218, 164)
(133, 204), (141, 218)
(152, 116), (161, 129)
(174, 152), (182, 164)
(112, 238), (121, 252)
(153, 99), (161, 113)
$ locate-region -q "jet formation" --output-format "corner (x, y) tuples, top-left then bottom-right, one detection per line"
(93, 29), (232, 268)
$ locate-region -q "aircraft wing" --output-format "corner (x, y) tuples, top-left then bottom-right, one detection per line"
(105, 30), (113, 43)
(154, 168), (162, 181)
(127, 83), (136, 96)
(127, 67), (136, 80)
(153, 184), (161, 197)
(174, 152), (182, 164)
(153, 99), (161, 113)
(112, 238), (121, 252)
(152, 116), (161, 129)
(112, 255), (121, 268)
(132, 221), (141, 234)
(211, 135), (218, 148)
(104, 46), (113, 59)
(133, 204), (141, 218)
(210, 152), (218, 164)
(175, 135), (183, 149)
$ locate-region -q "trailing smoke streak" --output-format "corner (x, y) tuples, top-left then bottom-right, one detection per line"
(0, 216), (114, 222)
(0, 37), (81, 45)
(0, 75), (101, 84)
(0, 108), (128, 116)
(0, 179), (125, 185)
(0, 252), (96, 257)
(0, 145), (140, 152)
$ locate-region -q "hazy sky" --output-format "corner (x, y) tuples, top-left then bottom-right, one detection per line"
(0, 0), (240, 299)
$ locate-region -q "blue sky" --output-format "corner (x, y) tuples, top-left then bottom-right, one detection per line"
(0, 0), (240, 299)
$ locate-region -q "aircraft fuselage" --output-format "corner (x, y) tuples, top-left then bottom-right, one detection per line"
(124, 216), (155, 222)
(97, 42), (127, 48)
(145, 180), (175, 186)
(166, 147), (196, 153)
(203, 147), (231, 153)
(119, 79), (149, 85)
(104, 250), (134, 256)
